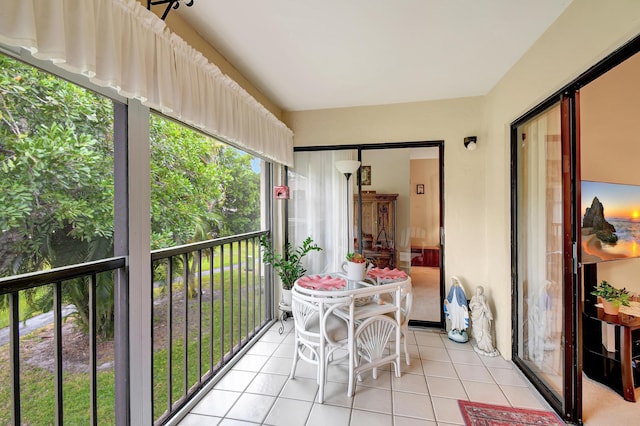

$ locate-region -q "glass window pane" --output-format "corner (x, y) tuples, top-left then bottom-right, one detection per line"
(0, 52), (117, 424)
(516, 103), (564, 399)
(0, 54), (115, 276)
(150, 113), (264, 249)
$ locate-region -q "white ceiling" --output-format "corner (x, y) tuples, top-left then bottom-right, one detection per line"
(176, 0), (572, 112)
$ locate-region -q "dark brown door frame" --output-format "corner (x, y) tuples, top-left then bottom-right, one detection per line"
(510, 33), (640, 425)
(510, 95), (577, 420)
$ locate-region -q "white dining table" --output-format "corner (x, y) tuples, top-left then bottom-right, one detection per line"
(294, 270), (412, 396)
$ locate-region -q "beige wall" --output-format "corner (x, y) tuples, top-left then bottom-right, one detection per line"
(284, 97), (489, 320)
(581, 51), (640, 293)
(581, 52), (640, 185)
(483, 0), (640, 356)
(286, 1), (640, 357)
(410, 159), (439, 247)
(158, 0), (640, 358)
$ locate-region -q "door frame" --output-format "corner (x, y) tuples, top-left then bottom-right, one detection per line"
(294, 140), (445, 329)
(509, 33), (640, 424)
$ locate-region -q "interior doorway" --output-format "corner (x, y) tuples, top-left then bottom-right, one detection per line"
(407, 148), (442, 323)
(358, 142), (444, 328)
(292, 141), (445, 329)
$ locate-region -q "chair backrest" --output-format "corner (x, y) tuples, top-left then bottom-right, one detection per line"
(399, 285), (413, 325)
(290, 288), (321, 339)
(291, 287), (352, 343)
(355, 315), (398, 361)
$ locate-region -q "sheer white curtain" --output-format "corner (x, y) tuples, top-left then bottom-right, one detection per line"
(289, 150), (358, 275)
(0, 0), (293, 166)
(520, 105), (562, 371)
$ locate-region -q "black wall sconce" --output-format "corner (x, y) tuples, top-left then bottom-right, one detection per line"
(464, 136), (477, 151)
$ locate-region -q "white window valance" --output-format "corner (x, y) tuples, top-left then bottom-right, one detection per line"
(0, 0), (294, 166)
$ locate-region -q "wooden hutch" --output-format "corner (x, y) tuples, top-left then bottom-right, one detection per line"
(354, 193), (398, 268)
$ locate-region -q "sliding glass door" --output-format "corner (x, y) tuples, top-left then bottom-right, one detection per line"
(291, 142), (445, 328)
(512, 96), (580, 421)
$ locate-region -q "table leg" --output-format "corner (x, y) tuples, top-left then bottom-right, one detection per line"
(347, 320), (355, 396)
(619, 325), (637, 402)
(278, 310), (288, 335)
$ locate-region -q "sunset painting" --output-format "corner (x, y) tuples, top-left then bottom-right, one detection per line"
(581, 180), (640, 264)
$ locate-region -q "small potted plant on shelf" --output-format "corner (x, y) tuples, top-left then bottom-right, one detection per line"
(591, 280), (630, 315)
(260, 234), (322, 306)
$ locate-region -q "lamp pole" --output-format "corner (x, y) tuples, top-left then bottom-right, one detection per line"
(335, 160), (361, 255)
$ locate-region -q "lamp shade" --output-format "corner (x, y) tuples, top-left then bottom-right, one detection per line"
(335, 160), (361, 174)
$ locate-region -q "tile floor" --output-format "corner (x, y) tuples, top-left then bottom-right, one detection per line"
(177, 321), (555, 426)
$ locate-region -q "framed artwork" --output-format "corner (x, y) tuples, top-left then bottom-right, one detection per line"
(581, 180), (640, 263)
(416, 184), (425, 194)
(360, 166), (371, 185)
(273, 185), (290, 199)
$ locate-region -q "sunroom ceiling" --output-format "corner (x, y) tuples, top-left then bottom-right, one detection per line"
(177, 0), (572, 112)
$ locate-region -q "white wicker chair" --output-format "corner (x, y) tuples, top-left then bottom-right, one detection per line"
(349, 315), (400, 396)
(387, 285), (413, 365)
(289, 287), (351, 403)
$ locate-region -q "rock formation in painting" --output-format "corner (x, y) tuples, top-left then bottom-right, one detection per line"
(583, 197), (618, 243)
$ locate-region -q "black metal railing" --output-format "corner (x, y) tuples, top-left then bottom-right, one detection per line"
(0, 257), (127, 426)
(151, 231), (271, 424)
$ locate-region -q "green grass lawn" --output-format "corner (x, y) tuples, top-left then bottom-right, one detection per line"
(0, 288), (47, 329)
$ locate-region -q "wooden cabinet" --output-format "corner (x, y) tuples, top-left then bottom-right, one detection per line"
(354, 193), (397, 268)
(582, 304), (640, 402)
(582, 264), (640, 402)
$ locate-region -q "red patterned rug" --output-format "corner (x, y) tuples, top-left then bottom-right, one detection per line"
(458, 400), (565, 425)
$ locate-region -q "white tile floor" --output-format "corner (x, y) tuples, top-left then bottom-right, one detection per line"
(177, 321), (555, 426)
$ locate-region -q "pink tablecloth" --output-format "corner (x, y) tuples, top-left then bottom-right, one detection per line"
(297, 275), (346, 290)
(367, 267), (407, 281)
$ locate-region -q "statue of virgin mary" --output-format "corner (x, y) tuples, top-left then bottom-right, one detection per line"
(443, 276), (469, 343)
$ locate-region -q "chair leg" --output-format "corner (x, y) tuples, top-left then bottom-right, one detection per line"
(395, 324), (401, 377)
(318, 365), (324, 403)
(347, 328), (355, 397)
(403, 327), (411, 365)
(290, 341), (299, 379)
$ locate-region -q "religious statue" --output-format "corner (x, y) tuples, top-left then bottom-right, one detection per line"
(443, 276), (469, 343)
(469, 286), (499, 356)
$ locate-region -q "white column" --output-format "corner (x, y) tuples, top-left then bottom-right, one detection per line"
(127, 99), (152, 425)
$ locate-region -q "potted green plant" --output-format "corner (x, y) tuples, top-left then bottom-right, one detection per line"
(591, 280), (630, 315)
(260, 234), (322, 305)
(346, 252), (366, 263)
(341, 252), (369, 281)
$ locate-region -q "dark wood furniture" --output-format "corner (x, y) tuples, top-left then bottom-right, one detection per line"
(410, 246), (440, 267)
(582, 302), (640, 402)
(355, 193), (397, 268)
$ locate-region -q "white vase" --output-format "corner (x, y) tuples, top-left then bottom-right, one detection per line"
(281, 288), (292, 306)
(340, 261), (366, 281)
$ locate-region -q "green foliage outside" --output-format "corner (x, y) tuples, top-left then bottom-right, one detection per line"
(0, 54), (115, 334)
(0, 289), (44, 328)
(0, 53), (261, 334)
(0, 52), (265, 423)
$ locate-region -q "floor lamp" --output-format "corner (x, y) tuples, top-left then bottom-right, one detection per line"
(335, 160), (361, 255)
